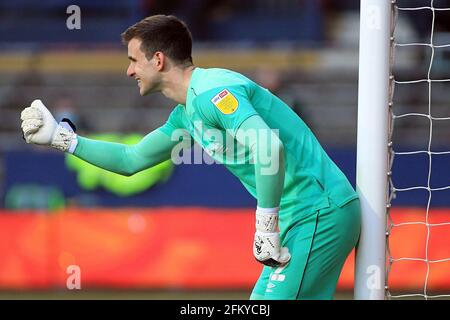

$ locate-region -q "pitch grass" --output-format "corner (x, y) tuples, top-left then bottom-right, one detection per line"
(2, 290), (448, 300)
(0, 290), (356, 300)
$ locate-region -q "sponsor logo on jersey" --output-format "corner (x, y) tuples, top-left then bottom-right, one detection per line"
(270, 266), (286, 282)
(210, 89), (239, 114)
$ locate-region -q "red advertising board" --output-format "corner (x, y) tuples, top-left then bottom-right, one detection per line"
(0, 207), (448, 291)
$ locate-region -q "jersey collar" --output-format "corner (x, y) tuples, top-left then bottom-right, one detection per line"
(185, 67), (203, 116)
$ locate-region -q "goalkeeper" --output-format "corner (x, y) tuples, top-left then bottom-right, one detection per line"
(20, 15), (361, 300)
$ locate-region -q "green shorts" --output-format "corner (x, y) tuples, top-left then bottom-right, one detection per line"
(250, 198), (361, 300)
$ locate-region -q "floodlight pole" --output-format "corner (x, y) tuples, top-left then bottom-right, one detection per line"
(355, 0), (393, 300)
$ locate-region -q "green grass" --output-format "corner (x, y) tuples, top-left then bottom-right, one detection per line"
(0, 289), (355, 300)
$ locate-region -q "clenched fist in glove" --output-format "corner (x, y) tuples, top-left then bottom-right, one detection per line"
(253, 207), (291, 267)
(20, 99), (78, 153)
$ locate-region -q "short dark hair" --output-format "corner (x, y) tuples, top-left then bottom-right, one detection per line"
(121, 15), (193, 65)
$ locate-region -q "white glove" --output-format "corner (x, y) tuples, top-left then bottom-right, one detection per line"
(253, 207), (291, 267)
(20, 99), (78, 153)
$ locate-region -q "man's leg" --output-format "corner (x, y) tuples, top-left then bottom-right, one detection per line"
(253, 211), (320, 300)
(249, 267), (271, 300)
(296, 199), (361, 299)
(251, 198), (361, 300)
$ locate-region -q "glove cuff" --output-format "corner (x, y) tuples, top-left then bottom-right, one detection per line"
(67, 136), (78, 154)
(255, 230), (279, 237)
(50, 120), (77, 152)
(256, 207), (279, 233)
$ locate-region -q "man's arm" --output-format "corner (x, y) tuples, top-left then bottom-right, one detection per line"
(236, 115), (285, 209)
(236, 115), (290, 267)
(73, 130), (178, 176)
(20, 99), (182, 176)
(193, 88), (290, 267)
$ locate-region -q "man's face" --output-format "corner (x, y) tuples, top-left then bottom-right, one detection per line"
(126, 38), (160, 96)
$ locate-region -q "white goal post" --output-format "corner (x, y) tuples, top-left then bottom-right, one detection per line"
(355, 0), (393, 300)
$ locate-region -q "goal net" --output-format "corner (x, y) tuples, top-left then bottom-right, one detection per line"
(355, 0), (450, 300)
(387, 0), (450, 300)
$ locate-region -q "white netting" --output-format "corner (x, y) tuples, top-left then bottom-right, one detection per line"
(387, 0), (450, 299)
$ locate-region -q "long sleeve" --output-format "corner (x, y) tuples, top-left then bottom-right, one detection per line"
(192, 86), (285, 209)
(236, 115), (285, 209)
(73, 128), (179, 176)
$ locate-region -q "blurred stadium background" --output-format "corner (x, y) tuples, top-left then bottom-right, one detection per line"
(1, 0), (450, 299)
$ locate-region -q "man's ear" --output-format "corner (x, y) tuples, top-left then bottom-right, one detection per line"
(153, 51), (165, 71)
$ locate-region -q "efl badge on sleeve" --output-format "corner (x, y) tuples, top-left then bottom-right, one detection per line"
(211, 89), (239, 114)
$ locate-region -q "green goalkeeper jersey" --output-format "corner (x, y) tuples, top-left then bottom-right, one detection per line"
(72, 66), (360, 299)
(74, 67), (358, 237)
(158, 67), (358, 235)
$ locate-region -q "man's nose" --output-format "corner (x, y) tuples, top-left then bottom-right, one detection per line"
(127, 65), (135, 77)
